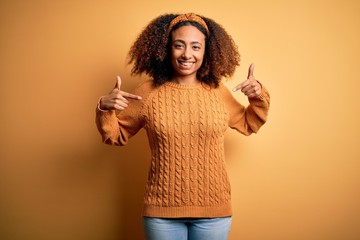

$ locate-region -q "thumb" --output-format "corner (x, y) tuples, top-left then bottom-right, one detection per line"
(247, 63), (255, 79)
(114, 75), (122, 90)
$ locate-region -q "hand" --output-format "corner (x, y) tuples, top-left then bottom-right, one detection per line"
(100, 76), (142, 111)
(232, 63), (262, 98)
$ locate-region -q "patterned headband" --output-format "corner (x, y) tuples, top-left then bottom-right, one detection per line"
(168, 13), (209, 35)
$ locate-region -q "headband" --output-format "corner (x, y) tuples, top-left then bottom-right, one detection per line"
(168, 13), (209, 35)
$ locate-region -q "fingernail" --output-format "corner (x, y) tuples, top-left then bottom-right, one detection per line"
(232, 88), (236, 92)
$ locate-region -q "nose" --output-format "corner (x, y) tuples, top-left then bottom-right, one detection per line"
(181, 46), (191, 59)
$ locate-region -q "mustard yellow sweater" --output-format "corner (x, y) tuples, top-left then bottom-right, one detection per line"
(96, 80), (270, 218)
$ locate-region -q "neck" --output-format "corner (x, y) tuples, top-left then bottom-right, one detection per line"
(172, 75), (200, 86)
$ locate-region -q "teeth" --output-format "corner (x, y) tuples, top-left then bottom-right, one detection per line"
(180, 61), (194, 66)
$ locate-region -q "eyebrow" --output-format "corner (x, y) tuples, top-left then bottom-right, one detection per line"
(173, 39), (203, 45)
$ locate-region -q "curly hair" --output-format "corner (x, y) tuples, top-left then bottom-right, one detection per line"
(128, 13), (240, 88)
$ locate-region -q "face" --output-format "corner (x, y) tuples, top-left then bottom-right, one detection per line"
(170, 25), (206, 81)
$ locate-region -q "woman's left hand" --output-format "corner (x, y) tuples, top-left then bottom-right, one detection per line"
(232, 63), (262, 99)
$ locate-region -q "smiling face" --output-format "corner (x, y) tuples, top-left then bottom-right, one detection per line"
(170, 25), (206, 84)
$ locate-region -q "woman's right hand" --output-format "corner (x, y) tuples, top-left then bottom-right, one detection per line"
(99, 76), (142, 111)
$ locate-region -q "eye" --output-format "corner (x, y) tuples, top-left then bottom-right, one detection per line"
(174, 43), (184, 49)
(193, 45), (201, 50)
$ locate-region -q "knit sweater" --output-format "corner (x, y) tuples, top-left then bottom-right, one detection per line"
(96, 80), (270, 218)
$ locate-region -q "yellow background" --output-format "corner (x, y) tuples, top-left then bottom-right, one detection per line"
(1, 0), (359, 239)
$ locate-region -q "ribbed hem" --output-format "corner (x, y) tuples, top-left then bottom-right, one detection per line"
(142, 203), (232, 218)
(164, 81), (205, 89)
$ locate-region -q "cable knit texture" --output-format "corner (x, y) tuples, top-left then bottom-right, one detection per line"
(96, 80), (270, 218)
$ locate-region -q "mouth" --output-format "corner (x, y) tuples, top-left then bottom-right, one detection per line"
(178, 60), (195, 69)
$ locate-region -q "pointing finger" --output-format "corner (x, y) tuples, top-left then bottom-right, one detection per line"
(122, 91), (142, 100)
(247, 63), (255, 79)
(232, 79), (249, 92)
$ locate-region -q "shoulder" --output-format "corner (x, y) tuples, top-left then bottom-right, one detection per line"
(133, 79), (157, 98)
(217, 81), (234, 99)
(134, 79), (155, 92)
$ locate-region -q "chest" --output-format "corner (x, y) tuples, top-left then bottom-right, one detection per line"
(143, 88), (229, 139)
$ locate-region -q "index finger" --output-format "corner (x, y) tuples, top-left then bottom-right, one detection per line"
(121, 91), (142, 100)
(232, 79), (250, 92)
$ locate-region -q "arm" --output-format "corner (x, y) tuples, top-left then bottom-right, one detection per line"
(221, 64), (270, 135)
(95, 76), (143, 146)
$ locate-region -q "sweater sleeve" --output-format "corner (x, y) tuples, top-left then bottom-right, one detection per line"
(95, 80), (153, 146)
(219, 82), (270, 136)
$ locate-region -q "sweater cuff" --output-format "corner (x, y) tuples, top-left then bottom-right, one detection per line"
(249, 85), (270, 107)
(96, 97), (116, 116)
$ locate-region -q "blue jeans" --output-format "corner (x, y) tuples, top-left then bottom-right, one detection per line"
(142, 217), (232, 240)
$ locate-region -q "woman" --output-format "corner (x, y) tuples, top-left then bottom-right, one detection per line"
(96, 13), (270, 240)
